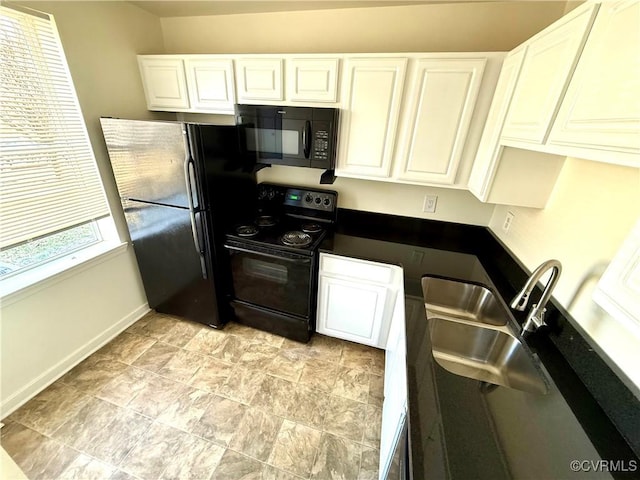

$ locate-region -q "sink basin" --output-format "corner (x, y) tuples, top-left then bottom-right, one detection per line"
(422, 276), (548, 395)
(422, 276), (507, 326)
(429, 318), (548, 394)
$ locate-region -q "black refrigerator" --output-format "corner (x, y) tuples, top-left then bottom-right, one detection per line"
(100, 118), (256, 328)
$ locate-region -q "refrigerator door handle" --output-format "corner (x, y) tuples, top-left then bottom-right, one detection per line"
(184, 155), (207, 279)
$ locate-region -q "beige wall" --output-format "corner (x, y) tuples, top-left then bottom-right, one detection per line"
(160, 2), (567, 54)
(258, 166), (494, 225)
(489, 158), (640, 394)
(1, 1), (166, 414)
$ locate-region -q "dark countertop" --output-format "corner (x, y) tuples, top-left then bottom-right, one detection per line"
(320, 209), (640, 480)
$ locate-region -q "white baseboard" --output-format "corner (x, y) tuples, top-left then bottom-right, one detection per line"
(0, 303), (150, 418)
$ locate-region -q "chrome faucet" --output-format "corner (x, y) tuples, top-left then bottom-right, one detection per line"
(510, 259), (562, 333)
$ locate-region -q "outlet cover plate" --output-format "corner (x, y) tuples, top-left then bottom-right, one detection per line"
(423, 195), (438, 213)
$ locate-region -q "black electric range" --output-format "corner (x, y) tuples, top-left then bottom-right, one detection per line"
(223, 183), (337, 342)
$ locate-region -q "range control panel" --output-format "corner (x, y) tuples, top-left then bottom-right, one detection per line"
(257, 183), (337, 214)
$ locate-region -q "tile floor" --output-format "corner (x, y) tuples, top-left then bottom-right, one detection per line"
(1, 311), (384, 480)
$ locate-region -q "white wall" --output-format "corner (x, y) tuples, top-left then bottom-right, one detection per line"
(1, 1), (166, 415)
(489, 157), (640, 394)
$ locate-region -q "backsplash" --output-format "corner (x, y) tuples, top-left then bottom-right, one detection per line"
(488, 157), (640, 397)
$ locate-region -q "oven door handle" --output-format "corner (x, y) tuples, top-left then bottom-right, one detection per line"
(224, 244), (312, 264)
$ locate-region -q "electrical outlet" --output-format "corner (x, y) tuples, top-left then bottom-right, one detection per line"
(423, 195), (438, 213)
(503, 211), (515, 233)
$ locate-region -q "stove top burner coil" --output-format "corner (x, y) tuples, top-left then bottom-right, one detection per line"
(256, 215), (277, 228)
(301, 223), (323, 234)
(280, 231), (313, 248)
(236, 225), (259, 237)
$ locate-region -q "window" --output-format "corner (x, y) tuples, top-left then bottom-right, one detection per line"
(0, 4), (118, 289)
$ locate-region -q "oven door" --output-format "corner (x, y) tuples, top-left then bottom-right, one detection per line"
(225, 243), (313, 318)
(237, 109), (312, 167)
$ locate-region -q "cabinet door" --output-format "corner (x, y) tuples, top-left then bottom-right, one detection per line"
(394, 58), (486, 185)
(468, 47), (527, 201)
(337, 57), (407, 178)
(138, 57), (189, 110)
(235, 58), (283, 102)
(501, 3), (598, 144)
(287, 58), (340, 103)
(184, 58), (235, 114)
(548, 0), (640, 167)
(380, 293), (407, 477)
(316, 274), (390, 347)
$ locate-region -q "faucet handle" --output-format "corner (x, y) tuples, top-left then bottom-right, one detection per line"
(510, 291), (529, 311)
(522, 303), (547, 333)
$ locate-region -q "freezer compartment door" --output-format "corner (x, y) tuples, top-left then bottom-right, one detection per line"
(101, 118), (191, 208)
(124, 200), (209, 309)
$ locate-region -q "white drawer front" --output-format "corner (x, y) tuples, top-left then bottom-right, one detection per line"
(320, 253), (394, 284)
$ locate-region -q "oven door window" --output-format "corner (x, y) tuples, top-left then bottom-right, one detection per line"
(228, 248), (311, 318)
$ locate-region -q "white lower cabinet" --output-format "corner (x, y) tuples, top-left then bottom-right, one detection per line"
(316, 253), (406, 478)
(316, 253), (401, 348)
(380, 286), (408, 479)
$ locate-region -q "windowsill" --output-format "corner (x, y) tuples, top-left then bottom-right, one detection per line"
(0, 240), (129, 306)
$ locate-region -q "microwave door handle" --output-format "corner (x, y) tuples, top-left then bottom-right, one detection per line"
(303, 120), (311, 159)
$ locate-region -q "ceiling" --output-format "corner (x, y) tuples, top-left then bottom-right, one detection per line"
(129, 0), (494, 18)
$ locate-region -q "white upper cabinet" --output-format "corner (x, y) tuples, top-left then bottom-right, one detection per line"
(184, 58), (235, 114)
(235, 58), (284, 102)
(287, 58), (340, 103)
(394, 58), (486, 185)
(336, 57), (408, 178)
(548, 0), (640, 167)
(138, 56), (190, 111)
(501, 3), (599, 145)
(337, 54), (503, 187)
(469, 47), (526, 201)
(469, 46), (566, 209)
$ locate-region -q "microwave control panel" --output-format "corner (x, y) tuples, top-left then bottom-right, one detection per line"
(313, 124), (330, 161)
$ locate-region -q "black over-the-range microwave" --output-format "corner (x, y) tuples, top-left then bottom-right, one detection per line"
(236, 105), (339, 171)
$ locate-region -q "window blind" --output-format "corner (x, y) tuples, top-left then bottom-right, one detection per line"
(0, 4), (110, 249)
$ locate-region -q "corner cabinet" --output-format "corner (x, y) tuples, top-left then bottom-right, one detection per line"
(137, 56), (190, 111)
(500, 3), (599, 145)
(336, 58), (408, 179)
(316, 253), (402, 348)
(468, 47), (566, 208)
(548, 0), (640, 167)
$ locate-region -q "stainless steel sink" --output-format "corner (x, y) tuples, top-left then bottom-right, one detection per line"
(429, 318), (548, 394)
(422, 276), (508, 326)
(422, 276), (549, 395)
